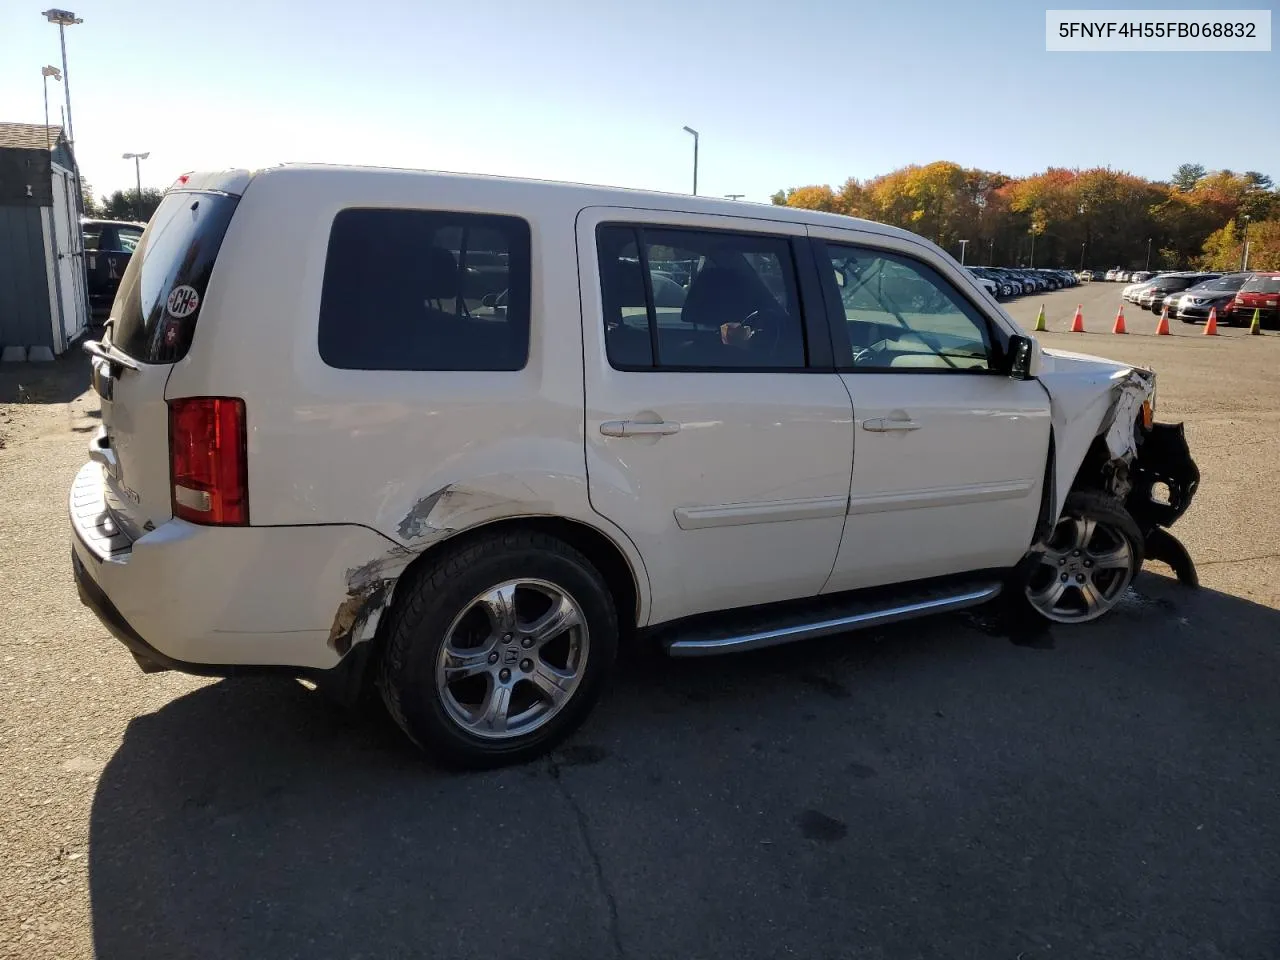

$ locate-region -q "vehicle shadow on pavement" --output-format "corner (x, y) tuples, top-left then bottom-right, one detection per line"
(0, 337), (95, 405)
(88, 572), (1280, 960)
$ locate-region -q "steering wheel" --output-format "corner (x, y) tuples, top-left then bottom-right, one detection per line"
(852, 340), (890, 366)
(741, 306), (785, 355)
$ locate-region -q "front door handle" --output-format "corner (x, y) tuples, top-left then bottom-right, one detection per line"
(863, 418), (921, 432)
(600, 419), (682, 438)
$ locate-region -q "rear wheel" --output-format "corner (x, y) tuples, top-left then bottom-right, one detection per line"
(1022, 491), (1143, 624)
(378, 530), (618, 768)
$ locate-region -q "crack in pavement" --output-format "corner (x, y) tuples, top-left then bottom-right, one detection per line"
(547, 756), (627, 959)
(1196, 552), (1280, 566)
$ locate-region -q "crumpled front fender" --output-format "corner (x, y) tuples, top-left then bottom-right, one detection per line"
(1125, 421), (1201, 533)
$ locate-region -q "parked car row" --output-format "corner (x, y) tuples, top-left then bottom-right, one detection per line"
(1106, 269), (1158, 283)
(965, 266), (1080, 300)
(1117, 270), (1280, 325)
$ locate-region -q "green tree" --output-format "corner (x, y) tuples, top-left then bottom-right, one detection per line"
(100, 187), (164, 223)
(1198, 219), (1243, 270)
(1172, 163), (1206, 192)
(79, 179), (99, 217)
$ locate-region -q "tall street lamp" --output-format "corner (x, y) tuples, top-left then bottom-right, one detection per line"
(1029, 229), (1036, 269)
(42, 9), (82, 222)
(1079, 241), (1087, 271)
(958, 239), (969, 265)
(681, 126), (699, 196)
(988, 238), (995, 265)
(123, 151), (149, 213)
(42, 10), (81, 148)
(1145, 237), (1152, 271)
(40, 65), (61, 149)
(1241, 214), (1252, 271)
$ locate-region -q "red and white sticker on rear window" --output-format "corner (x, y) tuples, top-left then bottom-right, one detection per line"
(166, 284), (200, 318)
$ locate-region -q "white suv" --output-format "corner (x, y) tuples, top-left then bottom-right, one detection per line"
(72, 165), (1200, 767)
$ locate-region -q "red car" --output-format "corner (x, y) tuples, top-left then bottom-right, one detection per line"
(1230, 272), (1280, 327)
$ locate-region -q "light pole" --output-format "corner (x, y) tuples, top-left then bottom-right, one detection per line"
(122, 152), (149, 214)
(1241, 214), (1251, 271)
(42, 9), (83, 223)
(958, 239), (969, 265)
(681, 126), (699, 196)
(1145, 237), (1152, 271)
(988, 238), (995, 266)
(1029, 229), (1036, 269)
(41, 66), (61, 149)
(42, 10), (81, 150)
(1079, 241), (1087, 271)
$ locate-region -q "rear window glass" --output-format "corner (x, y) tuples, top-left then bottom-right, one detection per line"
(117, 226), (143, 253)
(318, 208), (532, 372)
(1241, 276), (1280, 294)
(110, 191), (239, 363)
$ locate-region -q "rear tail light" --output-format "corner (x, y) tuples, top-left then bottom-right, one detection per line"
(168, 397), (248, 525)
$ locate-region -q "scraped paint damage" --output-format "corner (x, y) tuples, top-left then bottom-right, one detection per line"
(328, 546), (415, 655)
(330, 481), (556, 654)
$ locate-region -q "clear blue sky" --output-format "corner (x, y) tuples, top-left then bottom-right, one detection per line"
(1, 0), (1275, 202)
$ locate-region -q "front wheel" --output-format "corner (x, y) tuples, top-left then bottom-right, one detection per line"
(378, 530), (618, 768)
(1022, 491), (1143, 624)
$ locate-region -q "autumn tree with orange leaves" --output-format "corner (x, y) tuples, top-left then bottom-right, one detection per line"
(774, 163), (1277, 270)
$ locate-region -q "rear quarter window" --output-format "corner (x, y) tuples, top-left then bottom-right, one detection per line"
(318, 208), (532, 372)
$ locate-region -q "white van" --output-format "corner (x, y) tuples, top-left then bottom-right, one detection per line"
(72, 165), (1200, 767)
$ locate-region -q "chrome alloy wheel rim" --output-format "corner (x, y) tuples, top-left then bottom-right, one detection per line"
(1025, 515), (1136, 623)
(435, 579), (589, 740)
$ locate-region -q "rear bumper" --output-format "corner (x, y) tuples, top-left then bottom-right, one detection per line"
(68, 461), (399, 674)
(72, 547), (272, 676)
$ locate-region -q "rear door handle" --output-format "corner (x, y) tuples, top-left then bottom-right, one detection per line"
(863, 418), (921, 432)
(600, 420), (682, 438)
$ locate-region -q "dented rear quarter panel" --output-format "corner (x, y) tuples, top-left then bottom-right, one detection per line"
(164, 166), (653, 630)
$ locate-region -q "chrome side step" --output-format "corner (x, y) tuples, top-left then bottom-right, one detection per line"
(663, 582), (1003, 657)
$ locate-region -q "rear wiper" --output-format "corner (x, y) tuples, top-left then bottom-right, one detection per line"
(83, 338), (139, 371)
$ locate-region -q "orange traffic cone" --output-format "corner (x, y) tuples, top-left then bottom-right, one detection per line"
(1070, 305), (1085, 333)
(1155, 306), (1170, 335)
(1112, 304), (1127, 334)
(1203, 307), (1219, 336)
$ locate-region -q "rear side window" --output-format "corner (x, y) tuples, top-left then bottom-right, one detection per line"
(110, 192), (240, 364)
(596, 223), (808, 371)
(318, 209), (532, 371)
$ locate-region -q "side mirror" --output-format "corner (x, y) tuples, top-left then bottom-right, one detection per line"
(1006, 333), (1042, 380)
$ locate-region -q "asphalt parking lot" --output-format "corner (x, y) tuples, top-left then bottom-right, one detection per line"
(1, 284), (1278, 960)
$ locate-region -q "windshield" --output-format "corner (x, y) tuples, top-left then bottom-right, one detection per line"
(110, 190), (239, 363)
(1241, 276), (1280, 294)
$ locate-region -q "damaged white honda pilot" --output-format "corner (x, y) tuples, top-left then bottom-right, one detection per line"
(72, 166), (1199, 767)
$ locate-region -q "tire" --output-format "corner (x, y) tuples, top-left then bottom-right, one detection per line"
(1020, 490), (1143, 625)
(378, 529), (619, 769)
